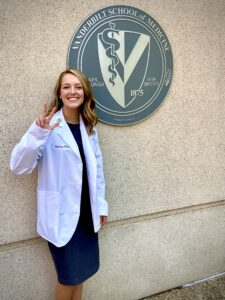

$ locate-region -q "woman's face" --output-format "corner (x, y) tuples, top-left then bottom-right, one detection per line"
(59, 73), (85, 113)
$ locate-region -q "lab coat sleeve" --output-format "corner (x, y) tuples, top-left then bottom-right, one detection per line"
(93, 128), (108, 217)
(10, 122), (51, 175)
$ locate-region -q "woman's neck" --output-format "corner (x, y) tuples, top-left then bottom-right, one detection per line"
(62, 107), (80, 124)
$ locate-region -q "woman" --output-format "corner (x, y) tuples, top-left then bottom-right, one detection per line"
(10, 69), (108, 300)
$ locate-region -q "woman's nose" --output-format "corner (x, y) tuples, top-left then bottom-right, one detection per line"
(70, 86), (76, 94)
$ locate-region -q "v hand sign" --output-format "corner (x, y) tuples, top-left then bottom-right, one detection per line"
(36, 103), (59, 130)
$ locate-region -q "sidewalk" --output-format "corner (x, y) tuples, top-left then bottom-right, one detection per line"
(142, 275), (225, 300)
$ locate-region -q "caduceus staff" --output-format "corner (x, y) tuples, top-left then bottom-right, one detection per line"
(100, 22), (120, 86)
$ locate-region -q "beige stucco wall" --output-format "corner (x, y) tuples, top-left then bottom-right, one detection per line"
(1, 0), (225, 299)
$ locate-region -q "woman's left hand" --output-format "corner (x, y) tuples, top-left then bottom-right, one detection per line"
(100, 216), (107, 226)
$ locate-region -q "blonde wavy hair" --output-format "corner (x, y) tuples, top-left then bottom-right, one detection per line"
(48, 69), (98, 135)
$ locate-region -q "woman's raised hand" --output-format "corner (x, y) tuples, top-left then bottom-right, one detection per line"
(36, 103), (59, 130)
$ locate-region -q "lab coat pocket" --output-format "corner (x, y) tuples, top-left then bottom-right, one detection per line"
(37, 190), (60, 241)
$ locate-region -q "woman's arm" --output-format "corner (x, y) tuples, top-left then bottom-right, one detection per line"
(10, 123), (51, 175)
(10, 105), (59, 175)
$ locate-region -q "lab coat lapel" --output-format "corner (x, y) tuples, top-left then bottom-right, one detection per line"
(80, 116), (97, 176)
(54, 110), (81, 159)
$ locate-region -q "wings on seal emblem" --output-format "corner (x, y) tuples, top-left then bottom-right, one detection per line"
(98, 22), (150, 108)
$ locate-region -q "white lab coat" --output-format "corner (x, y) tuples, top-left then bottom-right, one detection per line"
(10, 109), (108, 247)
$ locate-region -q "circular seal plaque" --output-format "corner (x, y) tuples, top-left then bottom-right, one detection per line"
(68, 5), (173, 126)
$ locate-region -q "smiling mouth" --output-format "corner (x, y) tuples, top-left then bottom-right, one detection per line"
(68, 97), (79, 101)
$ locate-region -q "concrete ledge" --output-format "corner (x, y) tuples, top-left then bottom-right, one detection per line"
(88, 204), (225, 299)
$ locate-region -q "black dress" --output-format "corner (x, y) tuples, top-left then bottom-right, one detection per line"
(48, 123), (100, 286)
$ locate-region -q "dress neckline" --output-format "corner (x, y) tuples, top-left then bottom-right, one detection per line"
(67, 122), (80, 126)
